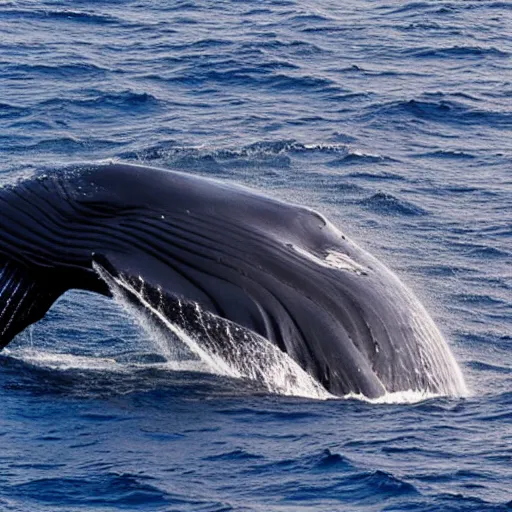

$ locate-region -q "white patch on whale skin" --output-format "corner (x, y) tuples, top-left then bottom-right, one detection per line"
(325, 251), (369, 275)
(291, 245), (369, 275)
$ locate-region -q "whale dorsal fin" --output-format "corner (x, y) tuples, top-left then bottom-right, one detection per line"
(0, 260), (64, 349)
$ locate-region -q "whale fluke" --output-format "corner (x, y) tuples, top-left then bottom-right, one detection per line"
(0, 259), (64, 347)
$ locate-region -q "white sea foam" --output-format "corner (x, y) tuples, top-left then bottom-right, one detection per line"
(343, 389), (444, 405)
(3, 348), (121, 372)
(3, 347), (218, 375)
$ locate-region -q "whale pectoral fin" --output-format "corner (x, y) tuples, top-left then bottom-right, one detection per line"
(0, 260), (64, 349)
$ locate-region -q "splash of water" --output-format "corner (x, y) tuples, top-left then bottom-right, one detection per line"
(343, 389), (444, 405)
(94, 262), (332, 400)
(3, 348), (120, 372)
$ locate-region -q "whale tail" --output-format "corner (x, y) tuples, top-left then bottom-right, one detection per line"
(0, 260), (63, 349)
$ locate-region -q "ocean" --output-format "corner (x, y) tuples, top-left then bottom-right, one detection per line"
(0, 0), (511, 510)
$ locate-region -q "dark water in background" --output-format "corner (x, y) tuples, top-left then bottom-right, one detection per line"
(1, 0), (511, 510)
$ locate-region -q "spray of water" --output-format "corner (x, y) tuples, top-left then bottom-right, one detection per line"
(94, 263), (332, 400)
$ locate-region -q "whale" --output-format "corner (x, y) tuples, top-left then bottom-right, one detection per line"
(0, 162), (466, 398)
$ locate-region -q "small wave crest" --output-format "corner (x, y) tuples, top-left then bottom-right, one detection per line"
(367, 98), (512, 127)
(121, 139), (349, 165)
(11, 473), (170, 507)
(359, 192), (428, 216)
(410, 45), (509, 59)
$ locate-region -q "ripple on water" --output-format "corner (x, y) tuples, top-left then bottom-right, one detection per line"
(358, 192), (429, 216)
(11, 473), (169, 506)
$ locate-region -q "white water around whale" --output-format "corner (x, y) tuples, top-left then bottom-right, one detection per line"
(90, 261), (466, 403)
(93, 262), (333, 400)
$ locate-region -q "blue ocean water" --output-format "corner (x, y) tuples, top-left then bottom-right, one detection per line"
(1, 0), (511, 510)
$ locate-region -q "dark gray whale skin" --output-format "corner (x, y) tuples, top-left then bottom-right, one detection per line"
(0, 163), (464, 398)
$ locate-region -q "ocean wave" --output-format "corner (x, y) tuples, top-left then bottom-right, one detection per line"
(5, 137), (123, 155)
(385, 0), (512, 15)
(379, 2), (433, 15)
(37, 90), (160, 114)
(366, 98), (512, 128)
(410, 45), (509, 59)
(203, 449), (263, 462)
(311, 449), (352, 471)
(466, 361), (512, 374)
(288, 13), (332, 25)
(359, 192), (428, 216)
(414, 150), (476, 159)
(171, 38), (233, 51)
(11, 473), (170, 506)
(0, 102), (28, 120)
(352, 469), (418, 495)
(247, 38), (327, 55)
(327, 154), (400, 167)
(466, 246), (510, 259)
(4, 62), (111, 79)
(345, 170), (404, 180)
(0, 7), (122, 25)
(121, 139), (349, 165)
